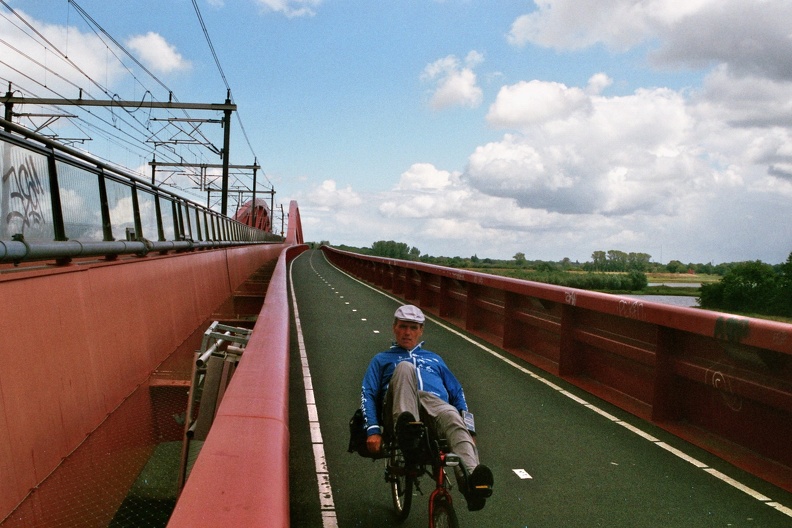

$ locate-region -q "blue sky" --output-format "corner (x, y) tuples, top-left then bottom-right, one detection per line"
(3, 0), (792, 264)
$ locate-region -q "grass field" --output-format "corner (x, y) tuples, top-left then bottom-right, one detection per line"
(645, 272), (720, 284)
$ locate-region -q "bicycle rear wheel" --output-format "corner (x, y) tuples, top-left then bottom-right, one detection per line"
(389, 450), (413, 521)
(430, 494), (458, 528)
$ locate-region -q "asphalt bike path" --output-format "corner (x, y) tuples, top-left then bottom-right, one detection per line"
(288, 249), (792, 527)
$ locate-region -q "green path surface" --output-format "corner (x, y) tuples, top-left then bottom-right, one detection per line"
(288, 250), (792, 527)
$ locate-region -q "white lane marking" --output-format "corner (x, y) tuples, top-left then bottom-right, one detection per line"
(320, 251), (792, 520)
(585, 404), (619, 422)
(560, 390), (589, 405)
(656, 442), (708, 468)
(617, 421), (660, 443)
(704, 468), (772, 501)
(768, 502), (792, 516)
(290, 253), (339, 528)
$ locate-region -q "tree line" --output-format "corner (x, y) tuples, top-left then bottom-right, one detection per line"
(699, 255), (792, 317)
(343, 241), (750, 277)
(322, 240), (792, 316)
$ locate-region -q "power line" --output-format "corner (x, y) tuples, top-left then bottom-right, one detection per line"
(188, 0), (268, 186)
(191, 0), (229, 91)
(2, 0), (272, 199)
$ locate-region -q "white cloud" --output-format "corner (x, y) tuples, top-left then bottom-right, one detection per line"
(127, 32), (191, 74)
(478, 77), (707, 216)
(486, 80), (590, 128)
(301, 179), (362, 210)
(394, 163), (457, 191)
(507, 0), (657, 51)
(508, 1), (792, 82)
(586, 73), (613, 95)
(649, 1), (792, 82)
(254, 0), (322, 18)
(422, 51), (484, 110)
(0, 10), (127, 97)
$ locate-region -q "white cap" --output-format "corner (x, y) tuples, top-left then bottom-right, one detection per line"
(394, 305), (425, 324)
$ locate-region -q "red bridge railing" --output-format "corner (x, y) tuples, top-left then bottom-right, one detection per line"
(168, 202), (305, 527)
(322, 246), (792, 493)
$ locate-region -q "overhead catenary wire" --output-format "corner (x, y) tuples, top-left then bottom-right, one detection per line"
(0, 6), (195, 165)
(189, 0), (272, 189)
(2, 0), (218, 160)
(1, 0), (273, 203)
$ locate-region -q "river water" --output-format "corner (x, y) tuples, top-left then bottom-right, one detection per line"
(624, 294), (699, 308)
(636, 282), (701, 307)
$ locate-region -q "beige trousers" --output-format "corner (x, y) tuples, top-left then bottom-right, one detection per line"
(383, 361), (479, 473)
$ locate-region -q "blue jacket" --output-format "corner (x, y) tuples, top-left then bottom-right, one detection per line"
(360, 342), (468, 437)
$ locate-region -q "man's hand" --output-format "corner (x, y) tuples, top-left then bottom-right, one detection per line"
(367, 433), (383, 454)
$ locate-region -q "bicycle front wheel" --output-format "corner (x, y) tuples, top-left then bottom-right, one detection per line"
(389, 451), (413, 521)
(430, 495), (458, 528)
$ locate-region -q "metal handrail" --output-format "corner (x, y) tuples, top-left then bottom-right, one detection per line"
(0, 238), (279, 264)
(1, 118), (282, 264)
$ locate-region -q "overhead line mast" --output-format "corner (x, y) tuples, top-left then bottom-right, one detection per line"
(2, 90), (239, 215)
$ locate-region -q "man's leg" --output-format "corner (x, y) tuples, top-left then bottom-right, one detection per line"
(383, 361), (420, 433)
(418, 392), (478, 469)
(418, 391), (493, 511)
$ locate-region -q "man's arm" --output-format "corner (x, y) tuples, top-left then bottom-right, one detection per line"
(360, 356), (384, 447)
(440, 361), (469, 413)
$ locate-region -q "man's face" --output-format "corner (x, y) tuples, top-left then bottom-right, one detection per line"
(393, 320), (424, 350)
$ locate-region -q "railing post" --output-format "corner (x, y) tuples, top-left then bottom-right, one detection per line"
(652, 327), (680, 422)
(558, 303), (582, 377)
(131, 184), (142, 241)
(503, 291), (519, 351)
(97, 169), (113, 243)
(46, 149), (67, 242)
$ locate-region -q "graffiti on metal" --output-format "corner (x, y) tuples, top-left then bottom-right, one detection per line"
(714, 317), (750, 344)
(705, 363), (743, 412)
(618, 299), (645, 320)
(3, 154), (47, 235)
(564, 291), (576, 306)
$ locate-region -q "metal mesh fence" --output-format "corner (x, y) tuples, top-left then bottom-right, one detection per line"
(0, 350), (193, 528)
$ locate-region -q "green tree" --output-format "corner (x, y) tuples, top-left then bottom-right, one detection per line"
(666, 260), (685, 273)
(606, 250), (628, 271)
(371, 240), (411, 259)
(627, 252), (652, 271)
(699, 260), (779, 313)
(590, 251), (606, 271)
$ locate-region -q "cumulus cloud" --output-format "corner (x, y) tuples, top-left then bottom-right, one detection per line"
(301, 179), (362, 210)
(254, 0), (322, 17)
(486, 80), (590, 128)
(422, 51), (484, 110)
(393, 163), (457, 191)
(0, 10), (127, 96)
(508, 1), (792, 82)
(127, 32), (191, 74)
(649, 1), (792, 82)
(477, 75), (710, 215)
(507, 0), (655, 51)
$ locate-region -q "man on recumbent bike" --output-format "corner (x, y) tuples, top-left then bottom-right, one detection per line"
(360, 305), (494, 511)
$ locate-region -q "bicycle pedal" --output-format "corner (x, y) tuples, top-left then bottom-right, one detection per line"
(444, 453), (461, 467)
